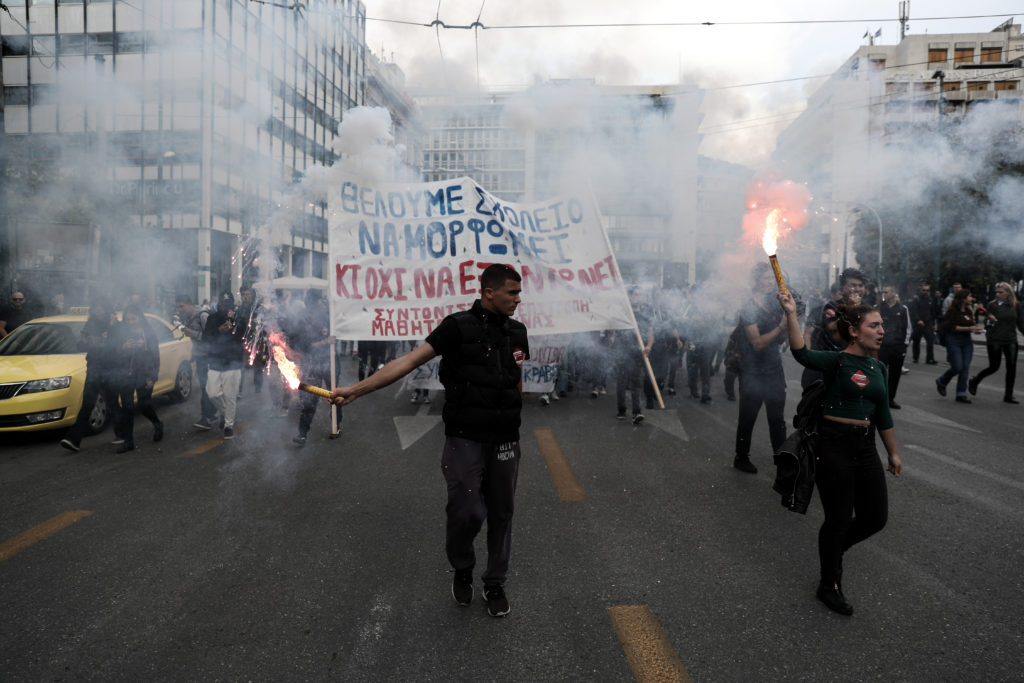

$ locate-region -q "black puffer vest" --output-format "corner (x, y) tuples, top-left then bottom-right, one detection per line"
(439, 301), (529, 443)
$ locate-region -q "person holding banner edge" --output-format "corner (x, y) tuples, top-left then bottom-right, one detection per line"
(331, 264), (529, 618)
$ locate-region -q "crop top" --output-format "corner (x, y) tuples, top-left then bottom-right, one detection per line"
(791, 347), (894, 430)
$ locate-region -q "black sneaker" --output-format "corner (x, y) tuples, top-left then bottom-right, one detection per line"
(452, 568), (473, 606)
(733, 455), (757, 474)
(632, 412), (645, 425)
(193, 417), (213, 431)
(292, 435), (307, 446)
(223, 427), (234, 439)
(616, 409), (626, 420)
(116, 442), (135, 454)
(153, 422), (164, 442)
(935, 378), (947, 397)
(60, 438), (81, 453)
(968, 377), (979, 396)
(484, 584), (510, 617)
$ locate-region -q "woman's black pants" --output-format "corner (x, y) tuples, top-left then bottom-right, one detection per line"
(815, 421), (888, 586)
(116, 382), (160, 446)
(734, 370), (787, 458)
(972, 341), (1018, 397)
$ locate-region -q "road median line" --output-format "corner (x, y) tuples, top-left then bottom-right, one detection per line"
(533, 428), (586, 501)
(607, 605), (692, 682)
(0, 511), (93, 563)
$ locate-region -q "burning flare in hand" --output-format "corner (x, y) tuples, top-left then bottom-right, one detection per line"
(761, 209), (789, 295)
(269, 331), (332, 400)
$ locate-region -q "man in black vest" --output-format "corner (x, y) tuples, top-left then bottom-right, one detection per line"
(332, 264), (529, 618)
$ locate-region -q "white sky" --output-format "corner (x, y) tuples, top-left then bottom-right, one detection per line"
(365, 1), (1022, 166)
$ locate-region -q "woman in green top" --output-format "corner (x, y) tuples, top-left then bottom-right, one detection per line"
(969, 282), (1023, 404)
(778, 292), (903, 616)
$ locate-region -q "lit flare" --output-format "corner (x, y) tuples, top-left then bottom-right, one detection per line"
(761, 209), (789, 295)
(269, 332), (333, 400)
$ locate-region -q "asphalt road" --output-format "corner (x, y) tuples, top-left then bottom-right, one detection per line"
(2, 354), (1022, 682)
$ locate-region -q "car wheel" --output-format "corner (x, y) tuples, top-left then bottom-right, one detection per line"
(171, 361), (193, 402)
(87, 392), (109, 435)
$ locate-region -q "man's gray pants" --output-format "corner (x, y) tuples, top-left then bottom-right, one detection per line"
(441, 436), (521, 586)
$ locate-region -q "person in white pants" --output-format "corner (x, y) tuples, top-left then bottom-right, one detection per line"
(203, 291), (247, 439)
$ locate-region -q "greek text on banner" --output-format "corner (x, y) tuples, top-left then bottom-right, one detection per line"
(329, 175), (634, 340)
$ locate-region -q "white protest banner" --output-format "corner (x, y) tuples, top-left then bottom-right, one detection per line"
(328, 175), (634, 340)
(406, 334), (570, 393)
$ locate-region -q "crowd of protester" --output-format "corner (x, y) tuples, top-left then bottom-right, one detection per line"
(0, 268), (1019, 456)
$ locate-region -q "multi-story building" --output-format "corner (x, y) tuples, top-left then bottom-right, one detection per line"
(773, 21), (1024, 286)
(695, 155), (755, 282)
(415, 81), (704, 286)
(365, 51), (422, 179)
(1, 0), (368, 308)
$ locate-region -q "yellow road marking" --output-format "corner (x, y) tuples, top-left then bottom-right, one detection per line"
(183, 422), (247, 456)
(533, 428), (587, 501)
(0, 511), (93, 563)
(607, 605), (692, 683)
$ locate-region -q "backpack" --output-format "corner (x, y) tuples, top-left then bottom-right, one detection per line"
(723, 324), (745, 374)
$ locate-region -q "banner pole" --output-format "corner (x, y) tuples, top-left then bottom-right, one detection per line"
(329, 337), (339, 438)
(587, 184), (665, 410)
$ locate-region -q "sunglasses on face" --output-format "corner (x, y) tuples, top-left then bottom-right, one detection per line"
(12, 297), (24, 302)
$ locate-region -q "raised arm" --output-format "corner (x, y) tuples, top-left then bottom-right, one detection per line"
(331, 342), (437, 405)
(778, 292), (805, 351)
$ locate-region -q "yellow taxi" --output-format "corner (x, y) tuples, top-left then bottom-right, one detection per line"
(0, 310), (193, 433)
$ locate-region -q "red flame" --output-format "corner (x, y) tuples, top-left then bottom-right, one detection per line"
(269, 331), (300, 390)
(741, 175), (812, 256)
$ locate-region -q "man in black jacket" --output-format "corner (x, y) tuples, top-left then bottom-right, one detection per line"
(332, 264), (528, 618)
(909, 280), (938, 364)
(879, 284), (912, 408)
(60, 299), (116, 452)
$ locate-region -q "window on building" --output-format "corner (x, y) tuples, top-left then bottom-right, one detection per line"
(886, 82), (909, 95)
(981, 46), (1002, 63)
(943, 81), (961, 92)
(995, 80), (1018, 91)
(928, 48), (947, 63)
(967, 81), (988, 92)
(954, 47), (974, 64)
(914, 82), (935, 92)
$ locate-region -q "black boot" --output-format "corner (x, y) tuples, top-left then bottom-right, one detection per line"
(816, 581), (854, 615)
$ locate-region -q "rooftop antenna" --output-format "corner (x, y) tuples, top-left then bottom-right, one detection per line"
(899, 0), (910, 40)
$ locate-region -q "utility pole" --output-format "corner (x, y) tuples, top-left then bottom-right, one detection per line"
(899, 1), (910, 41)
(932, 69), (946, 288)
(0, 31), (7, 294)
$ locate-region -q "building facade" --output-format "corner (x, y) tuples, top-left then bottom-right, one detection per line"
(415, 81), (704, 287)
(773, 21), (1024, 285)
(1, 0), (368, 308)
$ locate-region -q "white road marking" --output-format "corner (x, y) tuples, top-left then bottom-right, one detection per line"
(906, 443), (1024, 493)
(643, 410), (690, 442)
(895, 404), (982, 434)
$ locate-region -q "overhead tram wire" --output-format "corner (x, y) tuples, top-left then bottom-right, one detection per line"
(363, 12), (1023, 30)
(474, 0), (487, 92)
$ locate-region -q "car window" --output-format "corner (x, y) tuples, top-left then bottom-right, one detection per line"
(0, 322), (85, 355)
(145, 315), (174, 344)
